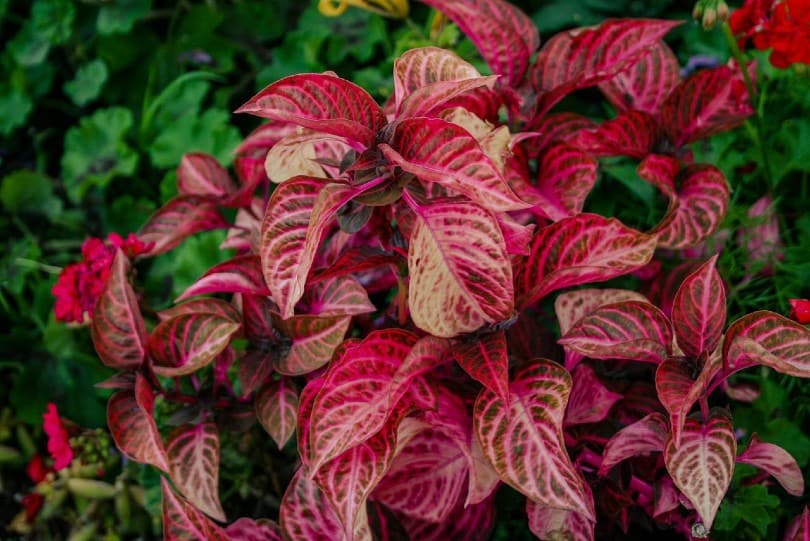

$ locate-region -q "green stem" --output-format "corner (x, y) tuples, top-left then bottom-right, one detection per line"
(721, 22), (775, 188)
(14, 258), (62, 274)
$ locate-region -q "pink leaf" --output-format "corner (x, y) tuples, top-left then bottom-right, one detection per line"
(240, 295), (275, 344)
(166, 422), (226, 522)
(399, 77), (499, 119)
(558, 300), (673, 364)
(176, 153), (237, 202)
(91, 251), (147, 370)
(107, 373), (169, 472)
(406, 200), (514, 338)
(150, 313), (241, 377)
(220, 198), (263, 253)
(418, 0), (539, 87)
(162, 477), (226, 541)
(522, 113), (596, 157)
(467, 433), (501, 505)
(311, 247), (402, 285)
(236, 73), (385, 147)
(238, 349), (274, 397)
(256, 377), (299, 449)
(527, 500), (595, 541)
(396, 492), (495, 541)
(304, 276), (376, 317)
(474, 359), (595, 519)
(235, 120), (299, 158)
(224, 518), (282, 541)
(565, 364), (622, 426)
(453, 331), (509, 402)
(393, 46), (481, 105)
(671, 255), (726, 358)
(637, 153), (679, 198)
(785, 507), (810, 541)
(738, 433), (804, 497)
(599, 412), (669, 476)
(598, 40), (680, 115)
(177, 255), (269, 301)
(275, 315), (351, 375)
(138, 196), (227, 257)
(724, 311), (810, 377)
(158, 298), (241, 324)
(664, 409), (736, 531)
(651, 164), (730, 250)
(264, 131), (350, 184)
(568, 111), (661, 159)
(529, 142), (598, 221)
(518, 214), (657, 308)
(380, 118), (529, 212)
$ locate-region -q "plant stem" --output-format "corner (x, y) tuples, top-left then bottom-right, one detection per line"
(14, 258), (62, 274)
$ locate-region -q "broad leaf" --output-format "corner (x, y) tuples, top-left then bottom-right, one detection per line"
(453, 331), (509, 402)
(138, 196), (227, 256)
(565, 364), (622, 426)
(637, 153), (679, 198)
(256, 378), (299, 449)
(598, 412), (669, 475)
(664, 409), (736, 531)
(474, 359), (594, 519)
(523, 113), (596, 157)
(396, 493), (496, 541)
(568, 111), (661, 159)
(529, 142), (598, 221)
(393, 47), (481, 106)
(91, 251), (147, 370)
(280, 468), (362, 541)
(176, 153), (236, 202)
(724, 311), (810, 377)
(236, 73), (386, 147)
(786, 507), (810, 541)
(150, 313), (241, 377)
(655, 354), (720, 447)
(527, 500), (595, 541)
(671, 255), (726, 358)
(178, 255), (269, 301)
(275, 315), (351, 375)
(558, 301), (672, 364)
(238, 349), (275, 397)
(406, 200), (513, 338)
(240, 294), (276, 344)
(399, 77), (500, 120)
(159, 298), (241, 324)
(264, 131), (350, 184)
(738, 434), (804, 497)
(518, 214), (656, 308)
(166, 422), (225, 522)
(305, 276), (376, 317)
(162, 477), (226, 541)
(224, 518), (283, 541)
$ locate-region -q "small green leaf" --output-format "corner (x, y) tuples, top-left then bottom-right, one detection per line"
(31, 0), (75, 44)
(0, 170), (62, 218)
(97, 0), (152, 35)
(148, 108), (240, 168)
(64, 59), (109, 106)
(8, 24), (51, 66)
(0, 89), (33, 135)
(714, 485), (779, 537)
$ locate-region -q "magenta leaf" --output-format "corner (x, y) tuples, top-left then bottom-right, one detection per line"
(558, 301), (673, 364)
(275, 315), (352, 375)
(304, 276), (376, 317)
(224, 518), (283, 541)
(637, 153), (679, 198)
(91, 251), (147, 370)
(564, 364), (622, 426)
(453, 331), (509, 402)
(467, 432), (501, 505)
(176, 153), (237, 202)
(150, 313), (241, 378)
(178, 255), (269, 301)
(655, 354), (720, 447)
(664, 409), (736, 532)
(256, 378), (299, 449)
(529, 142), (598, 221)
(393, 47), (481, 105)
(523, 113), (596, 156)
(598, 412), (669, 476)
(518, 214), (656, 308)
(138, 196), (227, 257)
(671, 255), (726, 358)
(738, 433), (804, 497)
(406, 199), (514, 337)
(418, 0), (539, 87)
(724, 311), (810, 377)
(661, 64), (754, 147)
(786, 507), (810, 541)
(396, 493), (495, 541)
(236, 73), (386, 147)
(240, 295), (275, 344)
(162, 477), (226, 541)
(474, 359), (595, 519)
(158, 298), (241, 324)
(166, 422), (226, 522)
(380, 118), (529, 212)
(390, 335), (452, 408)
(400, 77), (499, 119)
(651, 164), (730, 250)
(238, 350), (274, 397)
(107, 373), (169, 472)
(598, 40), (680, 115)
(568, 111), (661, 159)
(527, 500), (595, 541)
(310, 247), (401, 285)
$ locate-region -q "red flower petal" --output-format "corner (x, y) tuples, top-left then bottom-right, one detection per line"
(790, 299), (810, 324)
(43, 403), (74, 471)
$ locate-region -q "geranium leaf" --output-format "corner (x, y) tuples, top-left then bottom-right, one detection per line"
(527, 500), (595, 541)
(518, 214), (656, 308)
(598, 412), (669, 476)
(406, 200), (514, 338)
(275, 315), (351, 375)
(474, 359), (594, 519)
(236, 73), (385, 147)
(724, 311), (810, 377)
(150, 313), (241, 378)
(671, 255), (726, 358)
(159, 298), (241, 324)
(176, 153), (237, 202)
(738, 433), (804, 497)
(91, 250), (147, 370)
(664, 409), (736, 532)
(568, 111), (661, 159)
(162, 477), (226, 541)
(380, 118), (529, 212)
(558, 300), (673, 364)
(256, 377), (299, 449)
(453, 331), (509, 402)
(565, 364), (622, 426)
(304, 276), (376, 317)
(166, 422), (225, 522)
(651, 164), (730, 250)
(655, 354), (720, 447)
(107, 373), (169, 472)
(177, 255), (269, 301)
(529, 142), (598, 221)
(138, 195), (227, 256)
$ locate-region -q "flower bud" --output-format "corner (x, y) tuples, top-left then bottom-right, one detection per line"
(692, 0), (730, 30)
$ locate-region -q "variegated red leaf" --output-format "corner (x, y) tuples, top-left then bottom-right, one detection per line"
(406, 199), (513, 338)
(220, 198), (263, 253)
(738, 433), (804, 497)
(786, 507), (810, 541)
(166, 422), (225, 522)
(399, 77), (500, 119)
(256, 378), (298, 449)
(453, 331), (509, 402)
(177, 153), (237, 201)
(568, 111), (661, 159)
(651, 164), (730, 250)
(380, 118), (529, 212)
(238, 349), (274, 397)
(671, 255), (726, 358)
(224, 518), (283, 541)
(310, 246), (401, 285)
(527, 500), (595, 541)
(390, 335), (451, 403)
(107, 373), (169, 472)
(467, 432), (501, 505)
(522, 113), (597, 157)
(265, 131), (351, 184)
(235, 120), (299, 158)
(275, 315), (351, 375)
(396, 493), (495, 541)
(150, 313), (241, 377)
(91, 251), (147, 370)
(240, 295), (275, 344)
(637, 153), (679, 198)
(558, 301), (673, 364)
(661, 64), (754, 147)
(393, 47), (481, 106)
(236, 73), (385, 147)
(598, 40), (680, 115)
(178, 255), (269, 301)
(518, 214), (656, 308)
(598, 412), (669, 476)
(304, 276), (376, 317)
(724, 311), (810, 377)
(474, 359), (594, 519)
(565, 364), (622, 426)
(159, 298), (241, 324)
(528, 142), (598, 221)
(162, 477), (226, 541)
(664, 409), (736, 531)
(138, 196), (227, 256)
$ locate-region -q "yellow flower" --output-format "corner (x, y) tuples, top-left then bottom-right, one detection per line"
(318, 0), (409, 19)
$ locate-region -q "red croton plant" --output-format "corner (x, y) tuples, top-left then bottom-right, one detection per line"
(84, 0), (810, 539)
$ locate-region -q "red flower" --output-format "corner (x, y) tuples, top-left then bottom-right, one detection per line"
(25, 454), (51, 484)
(21, 493), (44, 523)
(730, 0), (775, 39)
(731, 0), (810, 67)
(789, 299), (810, 324)
(43, 403), (74, 471)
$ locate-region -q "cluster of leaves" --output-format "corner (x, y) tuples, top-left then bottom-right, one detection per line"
(80, 0), (810, 539)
